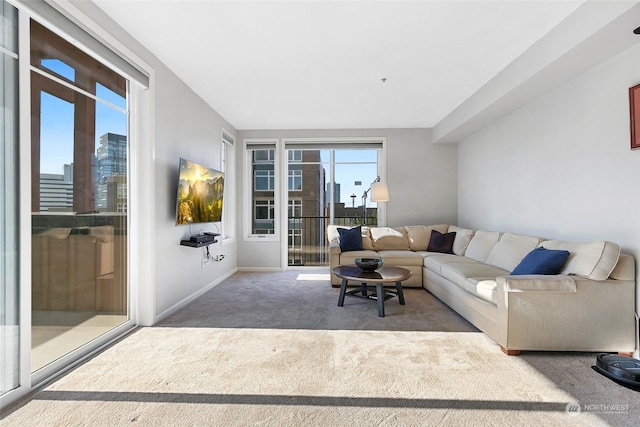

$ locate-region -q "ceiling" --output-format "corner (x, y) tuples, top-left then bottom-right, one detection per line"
(93, 0), (585, 130)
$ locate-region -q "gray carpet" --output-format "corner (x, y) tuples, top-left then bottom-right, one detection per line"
(2, 269), (638, 426)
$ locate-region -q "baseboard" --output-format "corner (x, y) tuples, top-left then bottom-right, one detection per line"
(154, 267), (238, 324)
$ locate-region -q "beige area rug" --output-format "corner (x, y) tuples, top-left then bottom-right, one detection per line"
(2, 270), (638, 426)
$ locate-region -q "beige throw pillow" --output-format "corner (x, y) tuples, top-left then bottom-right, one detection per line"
(370, 227), (409, 251)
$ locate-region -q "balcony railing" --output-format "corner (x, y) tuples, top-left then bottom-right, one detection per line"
(287, 215), (377, 266)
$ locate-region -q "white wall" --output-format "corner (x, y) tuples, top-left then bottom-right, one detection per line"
(458, 41), (640, 246)
(68, 1), (238, 322)
(153, 66), (237, 317)
(237, 128), (457, 269)
(457, 42), (640, 317)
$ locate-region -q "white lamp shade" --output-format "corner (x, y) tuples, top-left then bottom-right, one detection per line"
(370, 181), (389, 202)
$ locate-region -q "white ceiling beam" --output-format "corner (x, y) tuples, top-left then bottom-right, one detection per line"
(432, 1), (640, 144)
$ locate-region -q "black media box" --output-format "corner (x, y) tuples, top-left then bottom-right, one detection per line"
(190, 234), (217, 243)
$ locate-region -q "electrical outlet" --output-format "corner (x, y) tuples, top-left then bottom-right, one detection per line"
(201, 258), (207, 268)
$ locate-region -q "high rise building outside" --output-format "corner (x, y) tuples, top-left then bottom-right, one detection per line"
(39, 163), (73, 212)
(96, 133), (127, 212)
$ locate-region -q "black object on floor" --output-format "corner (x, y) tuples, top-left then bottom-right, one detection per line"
(593, 353), (640, 391)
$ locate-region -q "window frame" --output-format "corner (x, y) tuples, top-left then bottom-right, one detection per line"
(3, 1), (153, 408)
(254, 169), (275, 191)
(287, 169), (302, 191)
(243, 138), (279, 241)
(220, 127), (236, 242)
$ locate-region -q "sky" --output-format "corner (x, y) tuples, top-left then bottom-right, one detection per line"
(319, 149), (379, 207)
(39, 60), (127, 175)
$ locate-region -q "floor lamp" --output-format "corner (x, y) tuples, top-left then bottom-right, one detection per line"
(362, 176), (389, 224)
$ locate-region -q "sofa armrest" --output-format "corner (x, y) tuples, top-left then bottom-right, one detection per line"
(497, 275), (576, 292)
(329, 241), (341, 255)
(495, 276), (635, 352)
(329, 242), (341, 286)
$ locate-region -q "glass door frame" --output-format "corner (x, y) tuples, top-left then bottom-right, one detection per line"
(1, 3), (153, 408)
(279, 137), (387, 270)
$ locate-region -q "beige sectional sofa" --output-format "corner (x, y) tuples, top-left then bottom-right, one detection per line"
(328, 224), (637, 355)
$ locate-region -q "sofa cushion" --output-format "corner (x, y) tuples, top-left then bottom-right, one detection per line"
(609, 254), (635, 281)
(423, 254), (479, 275)
(337, 226), (364, 251)
(541, 240), (620, 281)
(465, 278), (498, 305)
(447, 226), (475, 256)
(464, 230), (502, 263)
(426, 230), (456, 254)
(486, 233), (543, 272)
(328, 225), (373, 250)
(377, 250), (425, 266)
(511, 247), (570, 275)
(440, 262), (509, 290)
(404, 224), (449, 251)
(370, 227), (410, 250)
(339, 250), (381, 266)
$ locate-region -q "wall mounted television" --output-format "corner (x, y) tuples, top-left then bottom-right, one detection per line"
(175, 158), (224, 225)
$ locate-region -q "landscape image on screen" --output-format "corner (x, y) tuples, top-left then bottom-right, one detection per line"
(176, 158), (224, 225)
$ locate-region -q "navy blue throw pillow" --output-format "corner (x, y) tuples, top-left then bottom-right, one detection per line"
(337, 226), (364, 252)
(511, 246), (570, 275)
(426, 230), (456, 254)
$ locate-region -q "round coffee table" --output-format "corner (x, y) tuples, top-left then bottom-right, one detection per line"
(332, 265), (412, 317)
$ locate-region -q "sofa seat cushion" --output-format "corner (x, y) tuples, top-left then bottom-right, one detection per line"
(440, 262), (510, 290)
(422, 253), (478, 275)
(464, 278), (498, 305)
(377, 250), (425, 266)
(338, 250), (380, 265)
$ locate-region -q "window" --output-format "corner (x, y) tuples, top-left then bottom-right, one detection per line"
(288, 150), (302, 162)
(1, 0), (19, 397)
(255, 169), (275, 191)
(282, 139), (385, 266)
(117, 183), (127, 199)
(220, 128), (235, 240)
(30, 18), (130, 375)
(255, 199), (275, 220)
(245, 139), (278, 238)
(288, 169), (302, 191)
(287, 200), (302, 254)
(288, 199), (302, 218)
(254, 149), (274, 163)
(1, 0), (148, 407)
(288, 228), (302, 251)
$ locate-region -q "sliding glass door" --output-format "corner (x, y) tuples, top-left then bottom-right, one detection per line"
(30, 19), (129, 373)
(286, 146), (381, 266)
(0, 0), (19, 395)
